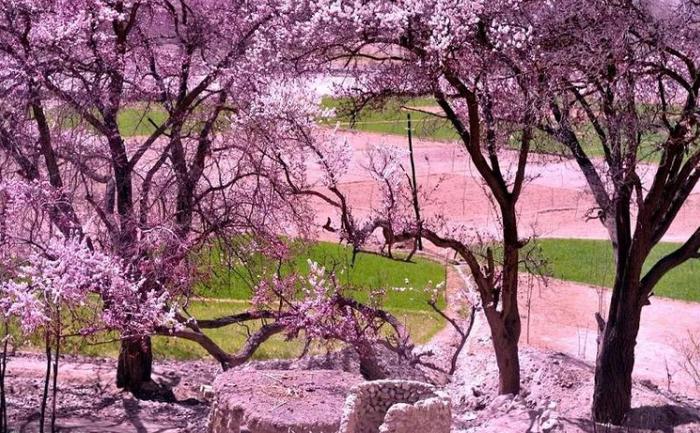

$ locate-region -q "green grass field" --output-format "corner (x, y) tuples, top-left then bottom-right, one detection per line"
(535, 238), (700, 302)
(57, 103), (228, 138)
(16, 241), (447, 361)
(197, 241), (447, 311)
(55, 104), (168, 137)
(96, 98), (455, 140)
(321, 96), (459, 141)
(115, 104), (168, 136)
(77, 99), (666, 162)
(321, 97), (666, 160)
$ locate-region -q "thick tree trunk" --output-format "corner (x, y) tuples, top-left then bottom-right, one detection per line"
(116, 337), (153, 395)
(494, 207), (522, 395)
(491, 321), (521, 395)
(592, 325), (636, 423)
(591, 243), (644, 426)
(592, 304), (641, 424)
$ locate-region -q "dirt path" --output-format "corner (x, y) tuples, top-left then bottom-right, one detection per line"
(5, 354), (216, 432)
(521, 277), (700, 398)
(311, 129), (700, 242)
(314, 130), (700, 399)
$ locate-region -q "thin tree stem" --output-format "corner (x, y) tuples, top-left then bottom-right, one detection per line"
(0, 321), (8, 433)
(40, 330), (51, 433)
(50, 315), (60, 433)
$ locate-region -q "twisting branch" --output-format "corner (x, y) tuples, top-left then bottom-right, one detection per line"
(428, 300), (477, 375)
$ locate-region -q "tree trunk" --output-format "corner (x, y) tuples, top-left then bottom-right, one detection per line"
(592, 304), (641, 424)
(493, 204), (522, 395)
(491, 324), (521, 395)
(592, 244), (643, 425)
(116, 337), (153, 395)
(358, 347), (388, 380)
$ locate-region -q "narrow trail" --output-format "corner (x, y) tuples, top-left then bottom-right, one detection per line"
(424, 256), (700, 399)
(4, 353), (214, 432)
(521, 277), (700, 399)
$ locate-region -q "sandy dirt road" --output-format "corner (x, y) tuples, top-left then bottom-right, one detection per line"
(521, 277), (700, 398)
(314, 130), (700, 398)
(309, 130), (700, 242)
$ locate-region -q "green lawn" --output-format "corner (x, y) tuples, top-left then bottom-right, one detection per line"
(197, 241), (447, 311)
(535, 238), (700, 302)
(321, 96), (459, 141)
(111, 98), (456, 140)
(64, 99), (667, 162)
(113, 105), (230, 137)
(321, 97), (666, 160)
(521, 126), (666, 161)
(116, 105), (168, 136)
(14, 241), (447, 361)
(56, 103), (229, 138)
(55, 104), (168, 137)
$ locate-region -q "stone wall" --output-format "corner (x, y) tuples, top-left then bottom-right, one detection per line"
(339, 380), (451, 433)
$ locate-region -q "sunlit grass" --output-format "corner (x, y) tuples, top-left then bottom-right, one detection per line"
(54, 103), (228, 137)
(116, 104), (168, 136)
(533, 238), (700, 302)
(320, 97), (666, 161)
(196, 241), (447, 311)
(12, 241), (447, 361)
(31, 301), (444, 361)
(320, 96), (459, 141)
(60, 98), (669, 163)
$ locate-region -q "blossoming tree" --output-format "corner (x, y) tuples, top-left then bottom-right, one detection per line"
(0, 0), (306, 395)
(282, 0), (551, 395)
(0, 0), (434, 399)
(537, 0), (700, 423)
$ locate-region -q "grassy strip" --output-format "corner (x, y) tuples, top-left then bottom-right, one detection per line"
(83, 99), (665, 161)
(321, 97), (665, 160)
(14, 241), (447, 361)
(56, 103), (228, 137)
(196, 241), (447, 311)
(151, 303), (444, 361)
(321, 96), (459, 141)
(34, 302), (444, 361)
(535, 238), (700, 303)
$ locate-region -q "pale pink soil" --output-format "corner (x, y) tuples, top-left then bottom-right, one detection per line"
(521, 278), (700, 399)
(4, 354), (215, 432)
(312, 130), (700, 399)
(310, 130), (700, 242)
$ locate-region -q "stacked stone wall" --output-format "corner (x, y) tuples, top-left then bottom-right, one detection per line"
(339, 380), (451, 433)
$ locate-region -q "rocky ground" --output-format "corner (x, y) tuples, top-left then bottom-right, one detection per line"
(5, 339), (700, 432)
(447, 315), (700, 433)
(5, 353), (215, 432)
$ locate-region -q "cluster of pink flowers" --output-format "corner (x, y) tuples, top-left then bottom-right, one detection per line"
(0, 233), (177, 337)
(315, 129), (354, 188)
(252, 260), (383, 348)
